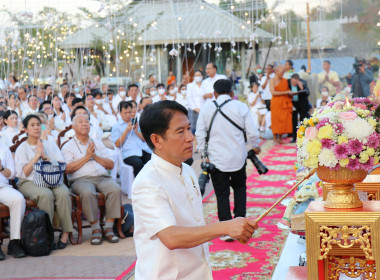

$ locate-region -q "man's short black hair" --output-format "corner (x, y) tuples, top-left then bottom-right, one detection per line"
(323, 60), (331, 65)
(285, 59), (293, 67)
(71, 105), (89, 120)
(291, 73), (301, 80)
(207, 62), (217, 70)
(39, 100), (52, 111)
(128, 83), (138, 90)
(107, 89), (114, 95)
(140, 101), (188, 150)
(93, 92), (103, 98)
(72, 97), (84, 107)
(118, 101), (132, 113)
(214, 79), (232, 94)
(44, 84), (52, 90)
(156, 83), (165, 89)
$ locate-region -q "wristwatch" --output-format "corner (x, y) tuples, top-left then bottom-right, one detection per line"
(0, 165), (4, 172)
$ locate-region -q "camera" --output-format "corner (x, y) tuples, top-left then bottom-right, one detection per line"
(353, 57), (365, 73)
(198, 162), (216, 196)
(247, 149), (268, 175)
(131, 118), (137, 125)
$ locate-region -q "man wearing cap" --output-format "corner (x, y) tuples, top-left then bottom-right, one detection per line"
(196, 79), (261, 241)
(132, 101), (258, 279)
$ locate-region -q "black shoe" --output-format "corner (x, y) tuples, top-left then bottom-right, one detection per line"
(0, 247), (5, 260)
(55, 240), (67, 250)
(7, 240), (26, 258)
(291, 139), (297, 143)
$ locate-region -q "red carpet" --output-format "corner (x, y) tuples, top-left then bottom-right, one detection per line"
(203, 142), (297, 279)
(118, 142), (297, 280)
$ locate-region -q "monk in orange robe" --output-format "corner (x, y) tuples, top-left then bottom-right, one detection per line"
(269, 66), (293, 144)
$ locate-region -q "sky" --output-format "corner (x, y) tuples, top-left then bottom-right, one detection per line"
(1, 0), (336, 17)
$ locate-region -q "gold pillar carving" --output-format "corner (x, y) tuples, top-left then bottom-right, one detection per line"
(327, 256), (376, 280)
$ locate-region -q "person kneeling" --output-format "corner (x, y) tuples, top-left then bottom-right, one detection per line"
(62, 114), (121, 245)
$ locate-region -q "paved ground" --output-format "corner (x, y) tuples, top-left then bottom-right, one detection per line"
(0, 152), (213, 279)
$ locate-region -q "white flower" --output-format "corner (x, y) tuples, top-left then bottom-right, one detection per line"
(342, 118), (375, 142)
(318, 148), (338, 168)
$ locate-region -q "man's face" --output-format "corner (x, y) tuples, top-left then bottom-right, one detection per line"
(37, 89), (46, 100)
(73, 115), (90, 135)
(140, 98), (152, 110)
(86, 95), (95, 107)
(102, 84), (108, 92)
(118, 87), (125, 93)
(266, 66), (273, 75)
(28, 96), (39, 109)
(323, 62), (330, 72)
(42, 104), (53, 115)
(128, 86), (138, 99)
(290, 78), (299, 87)
(275, 66), (285, 79)
(120, 106), (132, 123)
(18, 88), (26, 100)
(155, 111), (194, 165)
(206, 64), (217, 78)
(284, 62), (291, 71)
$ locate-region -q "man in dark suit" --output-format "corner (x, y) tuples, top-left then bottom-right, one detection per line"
(288, 74), (310, 143)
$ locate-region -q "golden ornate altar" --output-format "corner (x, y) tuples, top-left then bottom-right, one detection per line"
(305, 201), (380, 280)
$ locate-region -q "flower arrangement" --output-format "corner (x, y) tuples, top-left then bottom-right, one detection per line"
(297, 97), (380, 172)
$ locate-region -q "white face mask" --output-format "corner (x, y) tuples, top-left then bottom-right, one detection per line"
(95, 99), (103, 105)
(194, 76), (203, 83)
(181, 90), (187, 96)
(75, 94), (81, 98)
(174, 87), (178, 93)
(167, 96), (174, 101)
(150, 90), (157, 97)
(119, 91), (126, 97)
(169, 89), (175, 95)
(158, 89), (165, 95)
(321, 91), (329, 97)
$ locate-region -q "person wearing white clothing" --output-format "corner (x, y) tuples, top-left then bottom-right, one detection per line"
(259, 65), (275, 110)
(0, 110), (21, 147)
(201, 63), (227, 104)
(0, 142), (26, 260)
(176, 84), (188, 108)
(247, 83), (267, 132)
(112, 86), (127, 113)
(132, 101), (258, 279)
(187, 70), (205, 134)
(196, 80), (261, 225)
(17, 87), (29, 112)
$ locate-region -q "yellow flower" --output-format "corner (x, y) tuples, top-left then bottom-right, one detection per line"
(368, 117), (377, 129)
(375, 156), (380, 165)
(338, 135), (348, 144)
(306, 139), (322, 157)
(308, 118), (315, 127)
(303, 119), (309, 126)
(298, 126), (305, 132)
(339, 158), (349, 167)
(359, 151), (369, 163)
(351, 155), (356, 159)
(305, 156), (318, 168)
(367, 148), (375, 156)
(297, 137), (304, 147)
(318, 124), (333, 140)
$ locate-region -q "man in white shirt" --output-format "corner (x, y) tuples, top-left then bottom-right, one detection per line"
(201, 62), (227, 103)
(125, 84), (141, 104)
(112, 86), (127, 113)
(17, 87), (29, 112)
(259, 64), (275, 110)
(196, 80), (261, 240)
(318, 60), (341, 96)
(0, 142), (26, 260)
(62, 114), (121, 245)
(133, 101), (258, 280)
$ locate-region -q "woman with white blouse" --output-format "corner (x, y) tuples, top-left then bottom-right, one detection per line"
(7, 94), (23, 119)
(0, 110), (22, 147)
(51, 94), (71, 131)
(187, 70), (204, 134)
(15, 114), (73, 249)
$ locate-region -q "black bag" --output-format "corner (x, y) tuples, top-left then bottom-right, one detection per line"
(114, 204), (134, 237)
(21, 208), (54, 256)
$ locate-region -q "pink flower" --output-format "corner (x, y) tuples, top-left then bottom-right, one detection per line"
(339, 112), (357, 121)
(321, 139), (334, 149)
(361, 157), (375, 172)
(353, 103), (367, 110)
(305, 127), (318, 139)
(347, 139), (363, 155)
(347, 158), (360, 171)
(334, 143), (349, 159)
(333, 101), (344, 110)
(333, 123), (344, 134)
(316, 118), (330, 129)
(367, 133), (380, 149)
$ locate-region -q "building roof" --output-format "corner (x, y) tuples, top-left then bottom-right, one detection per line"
(60, 0), (274, 49)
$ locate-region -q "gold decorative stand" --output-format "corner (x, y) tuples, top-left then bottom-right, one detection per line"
(305, 201), (380, 280)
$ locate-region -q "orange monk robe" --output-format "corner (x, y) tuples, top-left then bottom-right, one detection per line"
(271, 78), (293, 134)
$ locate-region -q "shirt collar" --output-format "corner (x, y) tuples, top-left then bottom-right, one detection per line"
(151, 153), (183, 175)
(216, 94), (231, 103)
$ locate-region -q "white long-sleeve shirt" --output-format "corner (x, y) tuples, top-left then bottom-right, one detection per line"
(187, 81), (204, 110)
(0, 142), (16, 186)
(200, 74), (227, 103)
(259, 73), (275, 100)
(196, 94), (260, 172)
